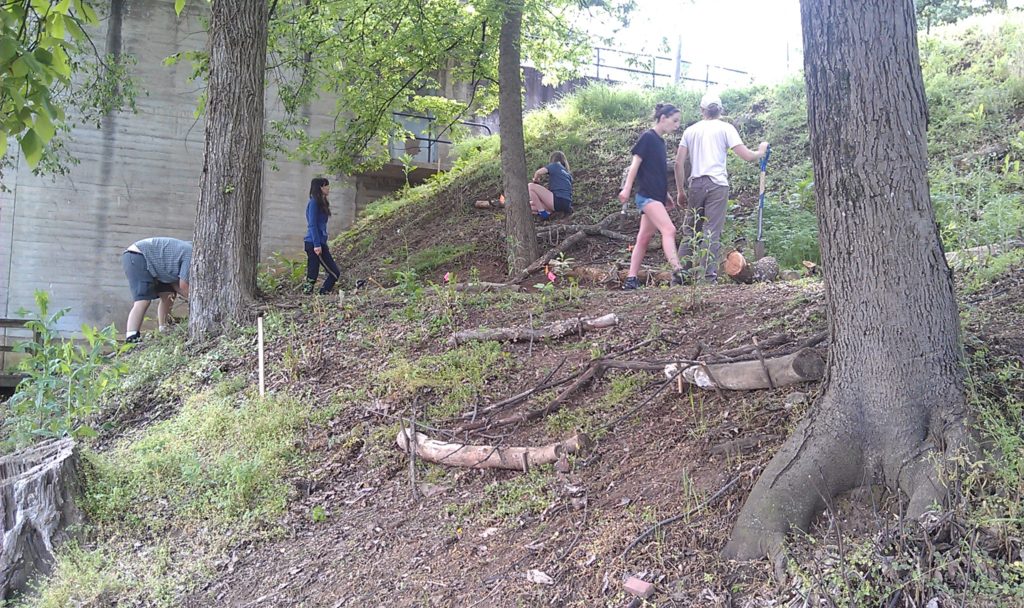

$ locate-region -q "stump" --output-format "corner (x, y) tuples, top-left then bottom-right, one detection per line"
(0, 438), (82, 600)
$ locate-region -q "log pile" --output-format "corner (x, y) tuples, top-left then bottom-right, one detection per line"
(0, 438), (82, 599)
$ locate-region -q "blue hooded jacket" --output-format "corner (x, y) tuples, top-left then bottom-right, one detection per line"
(304, 197), (329, 247)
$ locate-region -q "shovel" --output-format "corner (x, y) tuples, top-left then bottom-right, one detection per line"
(754, 145), (772, 260)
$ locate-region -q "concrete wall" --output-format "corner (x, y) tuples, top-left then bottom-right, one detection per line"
(0, 0), (349, 336)
(0, 0), (580, 342)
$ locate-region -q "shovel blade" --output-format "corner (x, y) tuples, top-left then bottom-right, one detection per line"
(754, 239), (765, 260)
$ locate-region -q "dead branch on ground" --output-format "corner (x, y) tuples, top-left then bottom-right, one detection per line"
(450, 313), (619, 346)
(510, 212), (627, 283)
(451, 282), (522, 293)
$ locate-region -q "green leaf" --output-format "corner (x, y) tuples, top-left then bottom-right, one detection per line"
(10, 56), (29, 78)
(0, 136), (7, 159)
(33, 48), (54, 66)
(34, 111), (55, 142)
(175, 0), (186, 16)
(19, 129), (43, 167)
(0, 38), (16, 64)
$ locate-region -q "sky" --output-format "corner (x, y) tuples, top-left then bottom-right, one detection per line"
(587, 0), (805, 86)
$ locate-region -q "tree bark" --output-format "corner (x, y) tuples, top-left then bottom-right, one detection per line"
(498, 0), (539, 275)
(0, 439), (82, 599)
(724, 0), (970, 560)
(188, 0), (269, 340)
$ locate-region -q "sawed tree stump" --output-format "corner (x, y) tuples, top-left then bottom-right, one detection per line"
(0, 438), (82, 600)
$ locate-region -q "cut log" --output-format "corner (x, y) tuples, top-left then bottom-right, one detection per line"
(726, 251), (779, 284)
(449, 313), (618, 346)
(724, 249), (754, 283)
(681, 348), (825, 390)
(396, 429), (591, 470)
(754, 256), (780, 282)
(0, 438), (82, 599)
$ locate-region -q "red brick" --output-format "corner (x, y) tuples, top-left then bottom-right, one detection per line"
(623, 576), (654, 598)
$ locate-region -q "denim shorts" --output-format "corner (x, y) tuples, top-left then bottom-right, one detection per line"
(635, 194), (661, 213)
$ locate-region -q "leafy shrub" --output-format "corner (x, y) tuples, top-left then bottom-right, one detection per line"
(2, 291), (128, 451)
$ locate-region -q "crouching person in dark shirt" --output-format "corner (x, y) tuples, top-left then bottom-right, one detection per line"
(528, 151), (574, 220)
(121, 237), (192, 343)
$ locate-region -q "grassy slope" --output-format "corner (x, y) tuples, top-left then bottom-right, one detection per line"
(12, 13), (1024, 608)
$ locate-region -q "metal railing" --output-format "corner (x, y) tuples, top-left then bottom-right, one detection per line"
(589, 46), (751, 89)
(390, 112), (492, 166)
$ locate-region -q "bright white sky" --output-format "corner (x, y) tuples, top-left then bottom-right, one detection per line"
(588, 0), (805, 85)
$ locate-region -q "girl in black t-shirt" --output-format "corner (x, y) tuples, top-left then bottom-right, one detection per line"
(618, 103), (686, 290)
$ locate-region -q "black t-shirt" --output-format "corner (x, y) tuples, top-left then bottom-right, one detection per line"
(630, 129), (668, 203)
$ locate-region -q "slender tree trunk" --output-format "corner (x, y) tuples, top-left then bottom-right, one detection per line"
(497, 0), (538, 275)
(188, 0), (269, 340)
(724, 0), (970, 560)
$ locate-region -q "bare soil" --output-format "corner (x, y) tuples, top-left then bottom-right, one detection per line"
(101, 194), (1022, 607)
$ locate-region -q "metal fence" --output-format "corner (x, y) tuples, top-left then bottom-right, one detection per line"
(587, 46), (752, 90)
(389, 113), (492, 166)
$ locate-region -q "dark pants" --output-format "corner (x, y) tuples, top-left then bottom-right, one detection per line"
(304, 241), (341, 293)
(677, 176), (730, 280)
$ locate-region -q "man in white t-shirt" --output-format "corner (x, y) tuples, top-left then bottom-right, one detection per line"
(675, 93), (768, 282)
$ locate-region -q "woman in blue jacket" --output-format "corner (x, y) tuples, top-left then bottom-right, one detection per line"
(303, 177), (342, 294)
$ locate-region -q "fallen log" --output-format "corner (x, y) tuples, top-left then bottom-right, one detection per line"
(396, 429), (591, 470)
(0, 438), (83, 599)
(724, 250), (779, 283)
(680, 347), (825, 390)
(449, 313), (618, 346)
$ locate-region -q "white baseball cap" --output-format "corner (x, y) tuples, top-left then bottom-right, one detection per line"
(700, 92), (723, 110)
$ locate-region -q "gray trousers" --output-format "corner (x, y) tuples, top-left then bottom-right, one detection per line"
(677, 176), (730, 279)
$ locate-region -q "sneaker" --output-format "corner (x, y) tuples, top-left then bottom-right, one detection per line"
(621, 276), (639, 290)
(125, 332), (142, 344)
(671, 269), (688, 286)
(302, 280), (315, 295)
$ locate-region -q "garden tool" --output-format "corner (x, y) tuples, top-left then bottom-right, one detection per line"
(316, 253), (341, 281)
(754, 145), (772, 260)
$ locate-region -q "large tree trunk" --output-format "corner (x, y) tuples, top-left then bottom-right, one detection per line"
(188, 0), (269, 340)
(724, 0), (970, 560)
(498, 0), (538, 275)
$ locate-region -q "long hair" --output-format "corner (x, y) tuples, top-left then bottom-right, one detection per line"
(652, 102), (680, 122)
(309, 177), (331, 217)
(549, 151), (570, 173)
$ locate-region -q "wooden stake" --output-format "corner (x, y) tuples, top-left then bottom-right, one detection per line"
(257, 316), (265, 398)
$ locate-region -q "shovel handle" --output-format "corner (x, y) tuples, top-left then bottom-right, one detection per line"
(759, 145), (771, 173)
